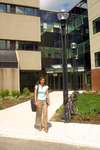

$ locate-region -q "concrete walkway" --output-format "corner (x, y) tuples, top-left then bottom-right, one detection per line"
(0, 91), (100, 149)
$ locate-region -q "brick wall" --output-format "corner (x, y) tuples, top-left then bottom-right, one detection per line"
(92, 68), (100, 91)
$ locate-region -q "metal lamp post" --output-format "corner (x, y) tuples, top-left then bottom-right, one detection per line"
(71, 42), (78, 91)
(57, 11), (69, 122)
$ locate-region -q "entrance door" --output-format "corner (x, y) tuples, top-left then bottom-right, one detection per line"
(20, 71), (39, 92)
(48, 73), (63, 90)
(78, 72), (85, 90)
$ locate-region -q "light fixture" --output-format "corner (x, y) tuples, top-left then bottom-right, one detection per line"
(71, 42), (77, 49)
(57, 11), (69, 21)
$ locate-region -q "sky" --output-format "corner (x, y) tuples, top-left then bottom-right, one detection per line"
(40, 0), (81, 12)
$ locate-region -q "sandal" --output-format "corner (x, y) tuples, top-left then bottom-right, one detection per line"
(34, 125), (42, 131)
(44, 129), (48, 133)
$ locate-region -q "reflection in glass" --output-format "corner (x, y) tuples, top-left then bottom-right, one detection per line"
(25, 7), (33, 16)
(93, 17), (100, 34)
(0, 4), (6, 12)
(95, 52), (100, 67)
(0, 40), (10, 50)
(16, 6), (24, 14)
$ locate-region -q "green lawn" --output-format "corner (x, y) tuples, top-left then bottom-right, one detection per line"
(76, 93), (100, 117)
(52, 93), (100, 123)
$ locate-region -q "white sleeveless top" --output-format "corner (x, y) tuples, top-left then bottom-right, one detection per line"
(35, 84), (48, 100)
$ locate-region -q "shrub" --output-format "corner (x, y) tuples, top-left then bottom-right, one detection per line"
(71, 91), (79, 102)
(22, 88), (31, 96)
(0, 89), (10, 98)
(11, 90), (20, 98)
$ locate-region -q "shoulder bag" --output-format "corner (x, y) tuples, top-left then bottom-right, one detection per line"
(30, 85), (39, 112)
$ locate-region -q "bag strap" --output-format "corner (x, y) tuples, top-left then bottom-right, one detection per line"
(36, 84), (39, 98)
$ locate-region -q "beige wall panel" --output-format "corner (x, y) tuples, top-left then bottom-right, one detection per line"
(88, 21), (93, 37)
(88, 0), (99, 9)
(89, 20), (100, 52)
(17, 51), (41, 70)
(0, 68), (20, 91)
(90, 52), (95, 69)
(91, 34), (100, 52)
(88, 2), (100, 21)
(89, 31), (100, 69)
(0, 0), (40, 8)
(88, 0), (100, 69)
(0, 13), (41, 42)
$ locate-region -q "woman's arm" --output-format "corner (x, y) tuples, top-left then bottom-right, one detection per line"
(46, 89), (50, 105)
(34, 87), (37, 104)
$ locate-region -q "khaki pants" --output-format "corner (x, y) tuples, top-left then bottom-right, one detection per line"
(35, 100), (48, 130)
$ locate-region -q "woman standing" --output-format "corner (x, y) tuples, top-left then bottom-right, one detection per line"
(34, 77), (49, 133)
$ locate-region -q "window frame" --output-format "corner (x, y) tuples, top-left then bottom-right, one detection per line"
(0, 3), (7, 12)
(0, 40), (10, 50)
(93, 17), (100, 34)
(16, 41), (38, 51)
(24, 7), (33, 16)
(16, 6), (25, 15)
(0, 3), (39, 16)
(95, 52), (100, 67)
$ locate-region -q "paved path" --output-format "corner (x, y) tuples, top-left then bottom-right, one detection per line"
(0, 91), (100, 149)
(0, 137), (99, 150)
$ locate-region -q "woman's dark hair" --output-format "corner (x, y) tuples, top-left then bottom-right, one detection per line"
(39, 76), (46, 84)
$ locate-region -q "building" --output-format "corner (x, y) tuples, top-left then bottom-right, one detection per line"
(88, 0), (100, 91)
(0, 0), (41, 91)
(40, 10), (62, 90)
(40, 0), (91, 90)
(68, 0), (91, 90)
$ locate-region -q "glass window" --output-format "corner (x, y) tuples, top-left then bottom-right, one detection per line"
(10, 5), (16, 13)
(0, 4), (38, 16)
(10, 41), (16, 50)
(0, 40), (6, 49)
(53, 27), (60, 33)
(0, 40), (10, 50)
(7, 5), (10, 13)
(48, 53), (52, 57)
(24, 7), (38, 16)
(16, 41), (19, 50)
(93, 17), (100, 34)
(33, 8), (38, 16)
(17, 41), (38, 50)
(25, 7), (33, 16)
(95, 52), (100, 67)
(7, 41), (10, 49)
(0, 4), (6, 12)
(16, 6), (24, 14)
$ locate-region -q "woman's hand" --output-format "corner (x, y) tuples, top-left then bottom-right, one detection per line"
(46, 98), (50, 106)
(46, 90), (50, 106)
(35, 101), (38, 106)
(35, 101), (42, 108)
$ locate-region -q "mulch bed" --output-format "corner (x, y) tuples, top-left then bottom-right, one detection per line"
(0, 96), (32, 110)
(51, 112), (100, 124)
